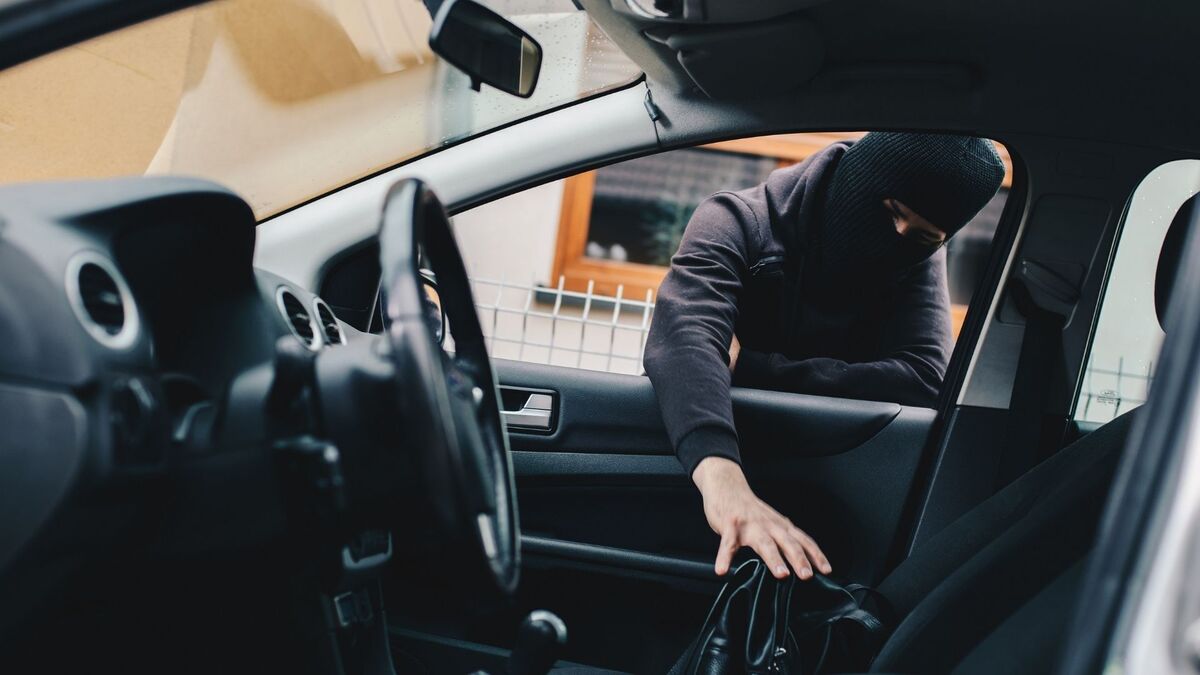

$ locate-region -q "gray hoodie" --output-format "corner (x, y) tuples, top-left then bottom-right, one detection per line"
(643, 143), (955, 475)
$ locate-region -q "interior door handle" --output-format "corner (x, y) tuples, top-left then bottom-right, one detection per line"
(501, 391), (555, 431)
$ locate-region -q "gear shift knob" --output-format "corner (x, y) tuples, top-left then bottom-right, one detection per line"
(507, 610), (567, 675)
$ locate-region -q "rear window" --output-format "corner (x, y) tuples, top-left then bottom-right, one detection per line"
(1075, 160), (1200, 423)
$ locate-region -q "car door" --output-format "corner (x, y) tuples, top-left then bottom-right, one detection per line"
(370, 133), (1019, 673)
(492, 360), (936, 670)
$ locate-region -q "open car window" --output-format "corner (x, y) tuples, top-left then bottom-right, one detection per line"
(450, 132), (1012, 390)
(0, 0), (640, 218)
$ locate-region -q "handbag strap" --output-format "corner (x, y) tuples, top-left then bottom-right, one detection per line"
(793, 577), (891, 674)
(843, 583), (897, 627)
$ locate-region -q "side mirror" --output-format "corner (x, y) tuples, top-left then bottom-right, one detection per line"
(428, 0), (542, 98)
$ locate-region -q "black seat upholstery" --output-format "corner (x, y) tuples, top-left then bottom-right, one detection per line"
(947, 557), (1089, 675)
(869, 412), (1133, 672)
(865, 193), (1196, 673)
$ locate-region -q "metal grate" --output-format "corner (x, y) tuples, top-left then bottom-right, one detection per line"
(471, 275), (654, 375)
(471, 276), (1158, 422)
(1077, 359), (1155, 422)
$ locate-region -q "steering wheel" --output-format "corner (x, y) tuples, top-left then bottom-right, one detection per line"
(378, 178), (519, 597)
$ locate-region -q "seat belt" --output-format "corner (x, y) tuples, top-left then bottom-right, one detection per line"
(996, 259), (1077, 488)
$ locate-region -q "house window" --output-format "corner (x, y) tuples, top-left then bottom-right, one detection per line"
(550, 132), (1011, 339)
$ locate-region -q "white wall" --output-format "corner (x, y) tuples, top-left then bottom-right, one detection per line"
(453, 177), (657, 376)
(452, 179), (566, 285)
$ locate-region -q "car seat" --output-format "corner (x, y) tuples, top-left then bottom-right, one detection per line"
(864, 194), (1195, 673)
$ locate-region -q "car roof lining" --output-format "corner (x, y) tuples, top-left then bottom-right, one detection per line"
(580, 0), (1200, 155)
(2, 0), (1197, 155)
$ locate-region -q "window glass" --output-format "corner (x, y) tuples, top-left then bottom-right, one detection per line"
(453, 132), (1011, 376)
(585, 149), (778, 267)
(0, 0), (639, 218)
(1076, 160), (1200, 423)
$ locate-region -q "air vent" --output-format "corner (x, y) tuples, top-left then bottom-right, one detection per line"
(313, 298), (344, 346)
(276, 288), (318, 350)
(66, 252), (139, 349)
(80, 263), (123, 333)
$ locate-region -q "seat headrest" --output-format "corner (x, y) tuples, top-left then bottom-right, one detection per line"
(1156, 194), (1197, 330)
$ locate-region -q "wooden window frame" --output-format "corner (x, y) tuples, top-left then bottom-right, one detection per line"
(551, 169), (667, 301)
(550, 133), (1011, 336)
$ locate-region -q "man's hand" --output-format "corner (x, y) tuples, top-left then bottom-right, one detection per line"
(692, 456), (832, 580)
(728, 335), (741, 373)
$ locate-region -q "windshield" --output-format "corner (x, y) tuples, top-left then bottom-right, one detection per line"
(0, 0), (640, 218)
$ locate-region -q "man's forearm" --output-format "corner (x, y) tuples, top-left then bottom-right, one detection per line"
(734, 349), (940, 407)
(692, 455), (748, 495)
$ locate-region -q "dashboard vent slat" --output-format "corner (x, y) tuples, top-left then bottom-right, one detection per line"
(67, 252), (139, 350)
(313, 299), (344, 346)
(79, 263), (125, 335)
(276, 289), (317, 349)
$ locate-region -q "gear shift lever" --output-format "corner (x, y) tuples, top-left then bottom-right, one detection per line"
(507, 610), (567, 675)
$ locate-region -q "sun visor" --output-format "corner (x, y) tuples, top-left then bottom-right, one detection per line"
(645, 16), (823, 99)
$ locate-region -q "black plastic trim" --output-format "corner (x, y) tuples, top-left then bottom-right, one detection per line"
(497, 359), (902, 458)
(896, 155), (1031, 558)
(522, 535), (715, 580)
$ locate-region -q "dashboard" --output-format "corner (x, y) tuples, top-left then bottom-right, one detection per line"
(0, 176), (362, 634)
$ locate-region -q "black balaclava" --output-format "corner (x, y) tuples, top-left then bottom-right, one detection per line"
(814, 132), (1006, 282)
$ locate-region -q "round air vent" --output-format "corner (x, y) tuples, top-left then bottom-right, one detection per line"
(66, 251), (139, 349)
(275, 288), (318, 350)
(313, 298), (344, 346)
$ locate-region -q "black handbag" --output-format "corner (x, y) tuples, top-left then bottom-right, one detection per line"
(668, 559), (886, 675)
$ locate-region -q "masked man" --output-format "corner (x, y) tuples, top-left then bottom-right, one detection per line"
(643, 132), (1006, 582)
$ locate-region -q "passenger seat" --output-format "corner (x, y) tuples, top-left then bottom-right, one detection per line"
(864, 194), (1195, 673)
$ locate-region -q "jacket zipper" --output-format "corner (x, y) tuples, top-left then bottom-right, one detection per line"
(750, 255), (786, 277)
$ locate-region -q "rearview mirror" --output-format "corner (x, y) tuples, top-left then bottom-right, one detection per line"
(428, 0), (542, 98)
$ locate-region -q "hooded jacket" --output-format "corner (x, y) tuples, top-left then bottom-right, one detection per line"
(644, 136), (1003, 475)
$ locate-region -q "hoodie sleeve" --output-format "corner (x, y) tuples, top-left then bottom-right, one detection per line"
(733, 250), (954, 408)
(644, 193), (757, 476)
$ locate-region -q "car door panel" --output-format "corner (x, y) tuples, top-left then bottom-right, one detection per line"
(389, 359), (937, 672)
(496, 358), (935, 594)
(462, 359), (937, 671)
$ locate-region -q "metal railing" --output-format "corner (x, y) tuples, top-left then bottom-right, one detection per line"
(471, 275), (655, 375)
(471, 276), (1158, 422)
(1077, 358), (1155, 422)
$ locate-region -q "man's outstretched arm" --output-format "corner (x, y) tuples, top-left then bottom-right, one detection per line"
(644, 194), (747, 475)
(644, 193), (831, 580)
(733, 250), (954, 407)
